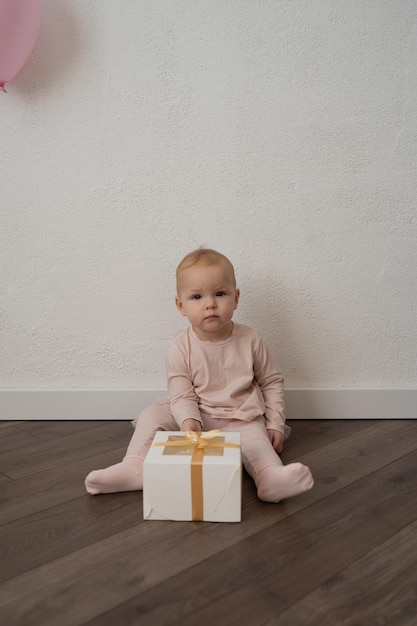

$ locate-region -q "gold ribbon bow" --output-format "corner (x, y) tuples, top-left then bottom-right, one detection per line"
(152, 429), (240, 521)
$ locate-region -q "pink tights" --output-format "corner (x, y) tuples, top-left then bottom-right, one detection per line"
(85, 399), (313, 503)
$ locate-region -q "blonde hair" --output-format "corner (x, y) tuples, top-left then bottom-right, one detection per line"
(176, 247), (236, 292)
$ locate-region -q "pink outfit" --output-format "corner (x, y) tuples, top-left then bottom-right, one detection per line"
(167, 323), (286, 433)
(85, 322), (314, 501)
(128, 323), (290, 485)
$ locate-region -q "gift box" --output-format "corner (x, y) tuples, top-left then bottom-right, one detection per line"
(143, 430), (241, 522)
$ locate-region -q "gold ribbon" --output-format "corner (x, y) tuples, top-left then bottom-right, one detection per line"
(152, 430), (240, 521)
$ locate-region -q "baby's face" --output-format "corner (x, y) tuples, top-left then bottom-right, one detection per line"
(175, 262), (240, 341)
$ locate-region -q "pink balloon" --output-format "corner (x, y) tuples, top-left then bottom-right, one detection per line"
(0, 0), (41, 92)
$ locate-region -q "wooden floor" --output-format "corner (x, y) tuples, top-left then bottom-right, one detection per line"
(0, 419), (416, 626)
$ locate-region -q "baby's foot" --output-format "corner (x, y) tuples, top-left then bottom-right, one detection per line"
(85, 455), (143, 495)
(257, 463), (314, 503)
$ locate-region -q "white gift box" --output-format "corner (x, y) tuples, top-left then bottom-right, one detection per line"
(143, 430), (241, 522)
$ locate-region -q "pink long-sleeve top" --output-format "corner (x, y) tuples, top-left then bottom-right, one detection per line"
(166, 322), (286, 433)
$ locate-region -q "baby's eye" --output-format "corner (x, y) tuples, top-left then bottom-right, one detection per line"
(216, 291), (226, 297)
(191, 294), (202, 300)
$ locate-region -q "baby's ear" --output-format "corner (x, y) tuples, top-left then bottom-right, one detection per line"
(175, 296), (187, 316)
(234, 288), (240, 309)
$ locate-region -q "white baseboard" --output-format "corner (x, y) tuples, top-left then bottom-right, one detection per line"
(0, 389), (416, 420)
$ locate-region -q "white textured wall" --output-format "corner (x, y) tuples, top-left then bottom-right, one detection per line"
(1, 0), (417, 393)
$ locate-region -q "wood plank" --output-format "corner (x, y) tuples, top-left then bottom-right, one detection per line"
(0, 422), (131, 479)
(284, 418), (381, 458)
(14, 420), (112, 440)
(83, 449), (417, 626)
(0, 424), (38, 453)
(295, 418), (417, 494)
(0, 472), (12, 484)
(0, 446), (126, 525)
(0, 422), (392, 581)
(0, 422), (415, 626)
(0, 490), (142, 584)
(374, 419), (417, 435)
(0, 419), (388, 526)
(0, 517), (197, 625)
(1, 420), (415, 577)
(271, 519), (417, 625)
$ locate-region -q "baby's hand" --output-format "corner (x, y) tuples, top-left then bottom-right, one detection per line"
(267, 429), (284, 453)
(181, 418), (202, 433)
